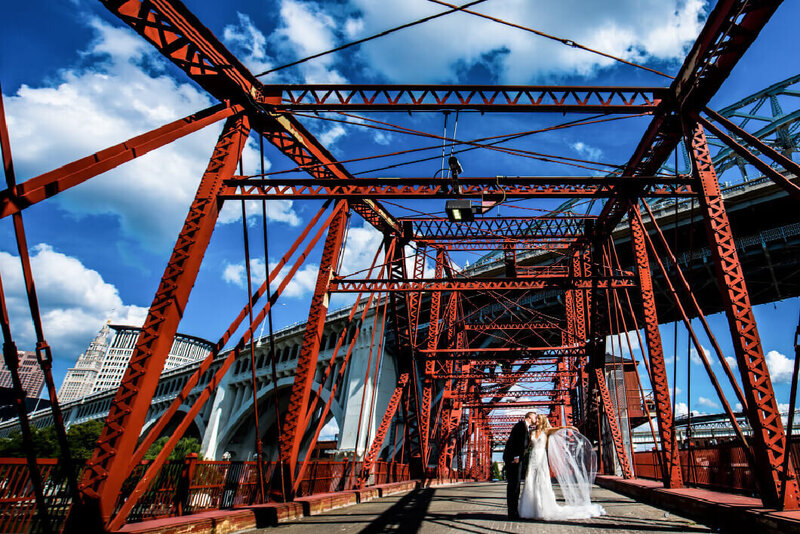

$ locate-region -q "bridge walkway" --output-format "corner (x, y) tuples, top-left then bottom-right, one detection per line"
(260, 481), (710, 533)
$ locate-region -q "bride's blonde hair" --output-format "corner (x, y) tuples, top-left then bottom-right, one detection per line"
(537, 414), (551, 431)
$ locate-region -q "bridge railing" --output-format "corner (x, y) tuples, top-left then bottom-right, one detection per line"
(633, 440), (800, 494)
(0, 457), (410, 532)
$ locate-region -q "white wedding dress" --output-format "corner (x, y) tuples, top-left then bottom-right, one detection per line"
(518, 429), (605, 520)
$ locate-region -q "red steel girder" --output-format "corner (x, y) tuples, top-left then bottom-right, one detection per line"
(466, 400), (565, 409)
(263, 84), (668, 113)
(629, 203), (682, 488)
(438, 371), (571, 382)
(591, 0), (782, 245)
(99, 0), (400, 235)
(594, 368), (634, 479)
(279, 202), (349, 489)
(466, 389), (569, 399)
(400, 215), (593, 241)
(357, 372), (409, 489)
(77, 114), (250, 523)
(0, 102), (241, 219)
(221, 176), (695, 200)
(330, 276), (637, 293)
(626, 0), (783, 178)
(463, 321), (561, 331)
(688, 123), (799, 509)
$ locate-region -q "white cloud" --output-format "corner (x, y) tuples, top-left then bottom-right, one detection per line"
(674, 402), (700, 417)
(223, 12), (274, 74)
(222, 258), (319, 300)
(217, 199), (300, 227)
(344, 0), (706, 82)
(690, 345), (712, 366)
(319, 417), (340, 441)
(3, 17), (295, 250)
(571, 142), (602, 161)
(340, 222), (384, 277)
(766, 350), (794, 384)
(606, 332), (640, 354)
(735, 402), (742, 411)
(0, 244), (147, 361)
(724, 356), (738, 370)
(670, 386), (682, 398)
(696, 396), (719, 410)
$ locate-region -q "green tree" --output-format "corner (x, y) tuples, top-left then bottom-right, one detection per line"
(144, 436), (202, 460)
(0, 420), (103, 460)
(491, 461), (503, 481)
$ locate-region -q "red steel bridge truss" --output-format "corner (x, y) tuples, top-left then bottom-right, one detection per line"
(0, 0), (799, 532)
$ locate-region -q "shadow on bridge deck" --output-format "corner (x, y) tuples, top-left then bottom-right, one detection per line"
(263, 481), (712, 533)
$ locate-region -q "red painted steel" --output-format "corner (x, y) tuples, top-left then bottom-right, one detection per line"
(594, 368), (633, 479)
(279, 202), (349, 491)
(688, 123), (800, 509)
(358, 373), (410, 488)
(77, 114), (251, 525)
(0, 103), (241, 219)
(221, 176), (695, 200)
(264, 84), (667, 113)
(330, 276), (637, 293)
(629, 203), (683, 488)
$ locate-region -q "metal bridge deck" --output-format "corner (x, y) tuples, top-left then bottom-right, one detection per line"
(261, 482), (710, 533)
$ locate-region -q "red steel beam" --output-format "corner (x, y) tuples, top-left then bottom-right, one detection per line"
(463, 321), (560, 331)
(357, 373), (409, 488)
(220, 177), (695, 200)
(99, 0), (400, 236)
(595, 368), (634, 479)
(688, 122), (799, 509)
(262, 84), (668, 113)
(279, 201), (349, 491)
(629, 203), (682, 488)
(330, 277), (636, 293)
(0, 102), (241, 219)
(76, 114), (250, 524)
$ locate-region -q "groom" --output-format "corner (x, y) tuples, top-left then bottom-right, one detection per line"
(503, 412), (536, 519)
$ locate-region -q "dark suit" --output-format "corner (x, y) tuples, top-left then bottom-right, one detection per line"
(503, 419), (530, 518)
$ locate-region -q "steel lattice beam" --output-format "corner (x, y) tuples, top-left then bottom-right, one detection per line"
(221, 176), (696, 200)
(262, 84), (668, 113)
(330, 276), (636, 292)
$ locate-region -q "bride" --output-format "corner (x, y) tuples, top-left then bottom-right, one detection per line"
(519, 414), (606, 520)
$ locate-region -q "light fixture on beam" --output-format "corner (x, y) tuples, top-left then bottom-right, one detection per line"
(445, 199), (475, 222)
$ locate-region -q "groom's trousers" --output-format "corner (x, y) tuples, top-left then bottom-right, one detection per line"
(506, 460), (522, 518)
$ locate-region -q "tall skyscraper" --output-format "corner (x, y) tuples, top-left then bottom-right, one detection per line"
(59, 323), (213, 402)
(0, 350), (45, 398)
(58, 323), (111, 402)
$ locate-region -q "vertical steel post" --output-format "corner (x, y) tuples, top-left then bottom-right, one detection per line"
(687, 123), (799, 509)
(279, 201), (349, 494)
(76, 114), (251, 527)
(629, 203), (683, 488)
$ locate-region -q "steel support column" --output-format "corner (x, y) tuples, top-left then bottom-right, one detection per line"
(629, 203), (682, 488)
(687, 123), (799, 509)
(75, 114), (250, 526)
(279, 201), (349, 493)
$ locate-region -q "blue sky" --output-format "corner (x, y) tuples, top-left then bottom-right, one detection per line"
(0, 0), (798, 416)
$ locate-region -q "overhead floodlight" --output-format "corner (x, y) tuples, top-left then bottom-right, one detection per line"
(446, 199), (475, 223)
